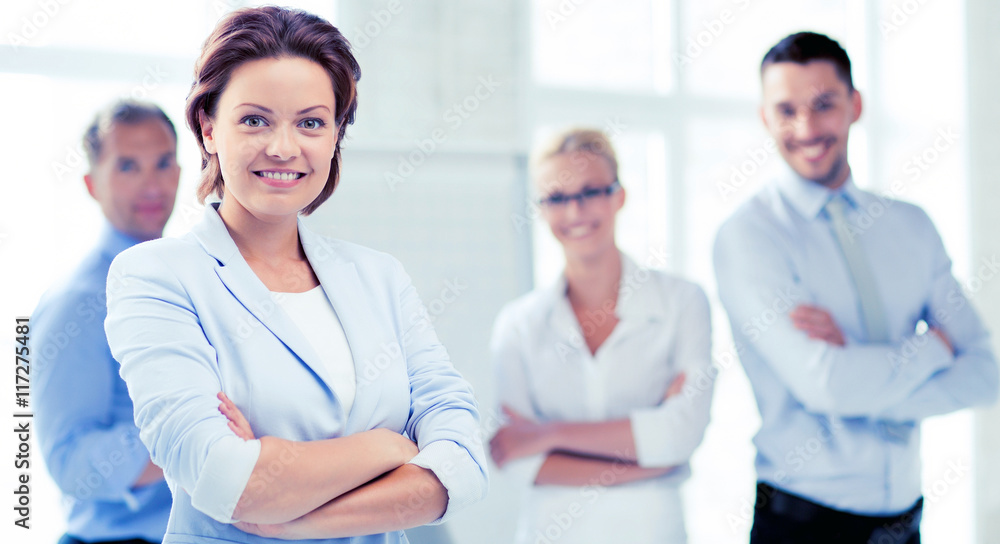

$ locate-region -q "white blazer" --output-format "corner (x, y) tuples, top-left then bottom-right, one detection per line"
(105, 203), (487, 544)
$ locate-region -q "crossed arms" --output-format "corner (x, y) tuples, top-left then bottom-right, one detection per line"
(216, 393), (446, 539)
(712, 214), (998, 421)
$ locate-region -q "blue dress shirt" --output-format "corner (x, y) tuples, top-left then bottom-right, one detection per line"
(713, 168), (998, 515)
(32, 224), (171, 542)
(104, 203), (488, 543)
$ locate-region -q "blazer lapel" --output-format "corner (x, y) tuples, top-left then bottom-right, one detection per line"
(191, 204), (340, 401)
(300, 224), (390, 434)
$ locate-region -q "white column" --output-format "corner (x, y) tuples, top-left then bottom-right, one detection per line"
(967, 1), (1000, 542)
(320, 3), (530, 543)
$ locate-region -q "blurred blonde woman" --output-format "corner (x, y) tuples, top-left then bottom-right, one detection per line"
(489, 128), (714, 543)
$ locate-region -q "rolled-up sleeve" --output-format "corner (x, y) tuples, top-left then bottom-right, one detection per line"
(393, 258), (488, 523)
(629, 285), (714, 467)
(105, 247), (260, 523)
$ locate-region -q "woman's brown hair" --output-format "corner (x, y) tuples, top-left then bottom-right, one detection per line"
(185, 6), (360, 215)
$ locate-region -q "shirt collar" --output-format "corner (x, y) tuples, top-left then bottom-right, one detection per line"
(544, 252), (665, 336)
(775, 163), (864, 220)
(98, 222), (144, 260)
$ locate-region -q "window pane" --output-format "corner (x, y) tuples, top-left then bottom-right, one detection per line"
(12, 0), (207, 56)
(7, 0), (337, 57)
(680, 0), (852, 98)
(532, 0), (672, 93)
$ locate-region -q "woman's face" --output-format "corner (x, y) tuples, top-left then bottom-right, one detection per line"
(535, 151), (624, 260)
(201, 56), (338, 223)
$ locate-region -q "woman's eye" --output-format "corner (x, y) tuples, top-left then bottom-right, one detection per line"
(241, 115), (267, 128)
(300, 118), (325, 130)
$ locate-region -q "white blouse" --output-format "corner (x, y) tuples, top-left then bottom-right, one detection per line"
(490, 254), (714, 543)
(271, 286), (356, 414)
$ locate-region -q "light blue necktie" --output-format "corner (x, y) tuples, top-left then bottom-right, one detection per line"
(825, 194), (890, 343)
(826, 195), (911, 443)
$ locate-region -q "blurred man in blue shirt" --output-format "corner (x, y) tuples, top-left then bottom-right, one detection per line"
(714, 32), (998, 543)
(33, 100), (180, 544)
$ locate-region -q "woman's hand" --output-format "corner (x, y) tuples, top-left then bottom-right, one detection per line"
(489, 406), (552, 468)
(663, 372), (686, 402)
(218, 392), (256, 440)
(377, 427), (420, 465)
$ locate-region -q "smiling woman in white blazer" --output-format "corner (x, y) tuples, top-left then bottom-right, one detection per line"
(104, 7), (487, 543)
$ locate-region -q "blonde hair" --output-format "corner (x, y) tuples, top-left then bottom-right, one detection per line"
(530, 127), (619, 184)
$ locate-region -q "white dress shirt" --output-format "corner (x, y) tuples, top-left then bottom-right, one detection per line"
(491, 254), (714, 543)
(272, 286), (357, 414)
(713, 168), (998, 515)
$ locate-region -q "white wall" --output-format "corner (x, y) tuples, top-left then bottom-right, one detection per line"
(317, 3), (531, 542)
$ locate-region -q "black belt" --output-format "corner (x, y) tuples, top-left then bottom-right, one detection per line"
(58, 535), (160, 544)
(756, 482), (922, 530)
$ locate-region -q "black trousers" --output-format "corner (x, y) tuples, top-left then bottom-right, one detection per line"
(57, 535), (159, 544)
(750, 482), (922, 544)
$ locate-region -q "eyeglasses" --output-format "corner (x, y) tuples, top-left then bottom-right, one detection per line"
(537, 180), (621, 208)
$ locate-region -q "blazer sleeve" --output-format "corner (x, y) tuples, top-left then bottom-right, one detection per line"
(393, 258), (489, 524)
(105, 246), (260, 524)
